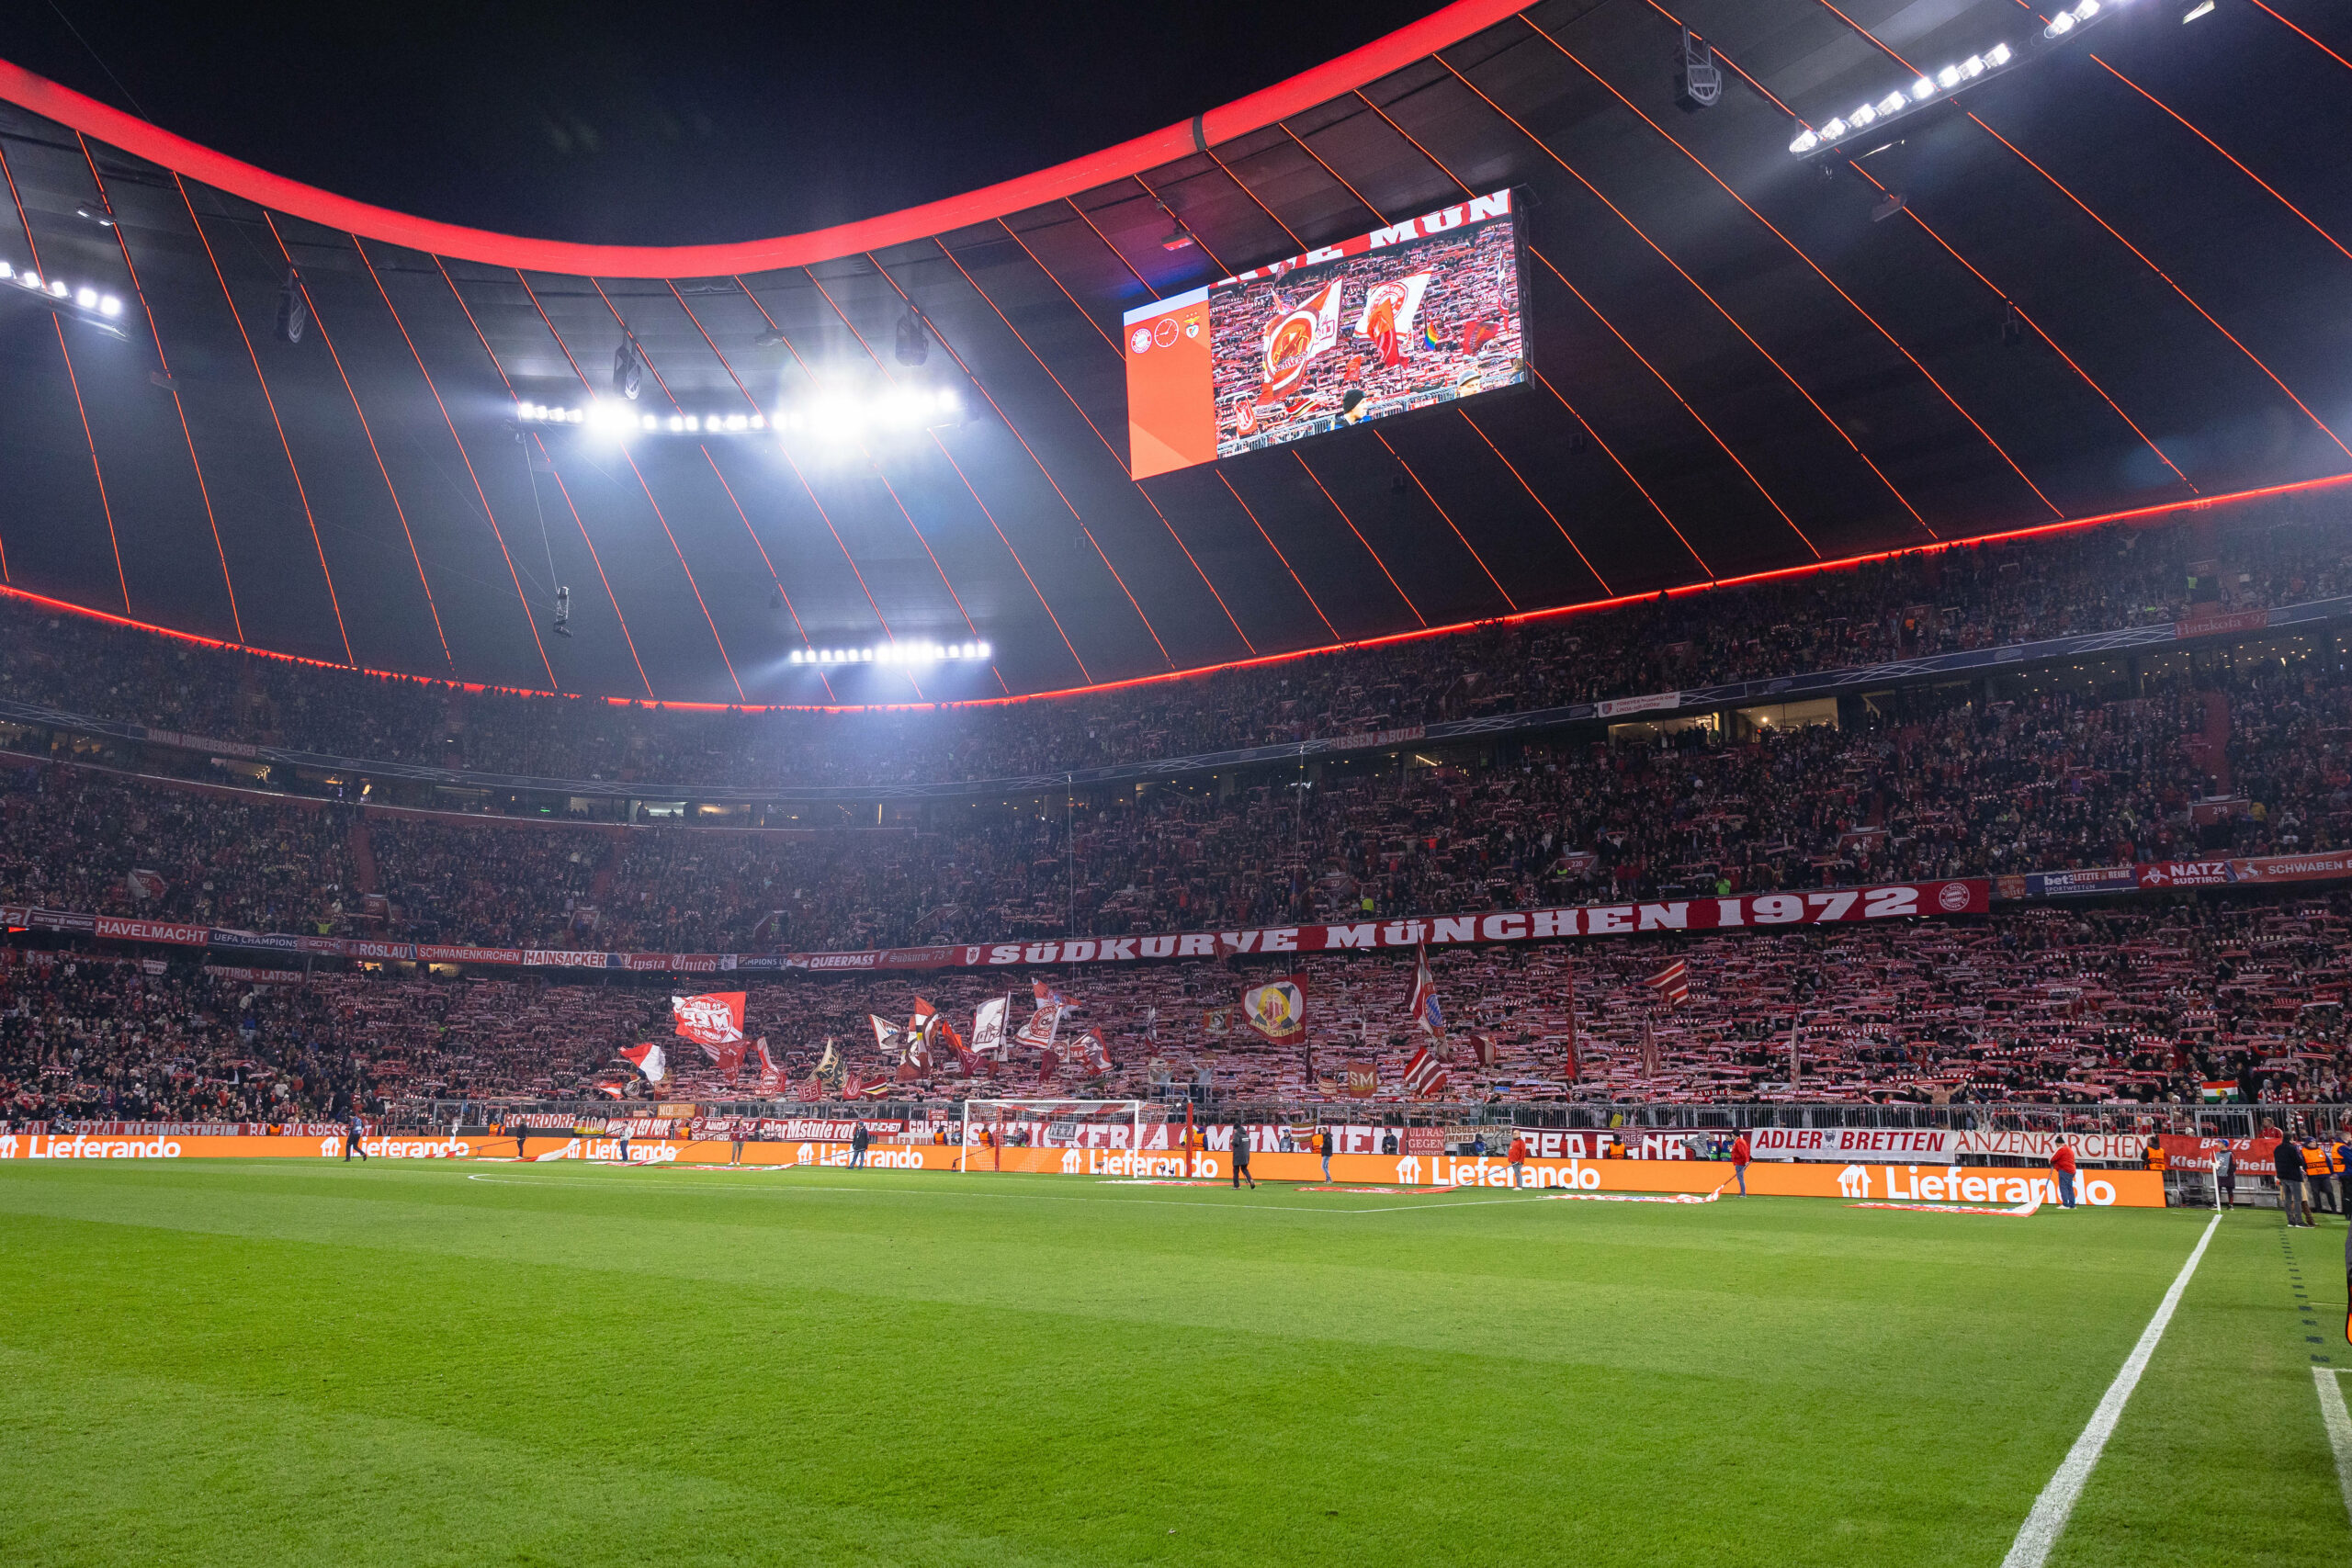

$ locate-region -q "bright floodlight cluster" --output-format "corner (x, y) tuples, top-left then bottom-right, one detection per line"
(788, 640), (990, 666)
(514, 385), (959, 442)
(518, 402), (768, 434)
(1788, 0), (2122, 157)
(0, 260), (124, 318)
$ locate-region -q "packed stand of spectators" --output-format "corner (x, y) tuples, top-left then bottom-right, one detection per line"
(4, 648), (2352, 955)
(1, 492), (2346, 789)
(6, 891), (2349, 1121)
(0, 761), (354, 932)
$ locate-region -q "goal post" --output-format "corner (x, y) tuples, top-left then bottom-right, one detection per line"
(959, 1099), (1148, 1174)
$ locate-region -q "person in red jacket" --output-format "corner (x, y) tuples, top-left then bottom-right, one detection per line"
(2052, 1135), (2078, 1210)
(1730, 1131), (1752, 1196)
(1508, 1134), (1528, 1189)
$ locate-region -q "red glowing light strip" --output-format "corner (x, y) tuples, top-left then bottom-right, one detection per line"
(995, 219), (1119, 357)
(1, 139), (119, 604)
(1521, 17), (2064, 520)
(799, 269), (994, 656)
(661, 282), (820, 651)
(534, 435), (654, 699)
(542, 279), (745, 700)
(659, 286), (845, 696)
(1211, 470), (1341, 644)
(1529, 365), (1711, 579)
(1295, 449), (1424, 625)
(727, 278), (899, 645)
(922, 241), (1184, 667)
(912, 243), (1245, 658)
(1065, 196), (1159, 299)
(2247, 0), (2352, 73)
(51, 318), (126, 612)
(9, 470), (2346, 716)
(175, 175), (353, 664)
(2091, 56), (2352, 265)
(1431, 52), (1925, 538)
(80, 136), (239, 633)
(1842, 162), (2194, 491)
(1374, 428), (1513, 610)
(267, 218), (453, 671)
(1455, 408), (1612, 596)
(1806, 0), (2352, 462)
(1274, 115), (1653, 601)
(353, 242), (557, 687)
(1635, 7), (2193, 494)
(1204, 145), (1306, 251)
(1531, 243), (1821, 558)
(430, 256), (650, 696)
(0, 1), (1534, 276)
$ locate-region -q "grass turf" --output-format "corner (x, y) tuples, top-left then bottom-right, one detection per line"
(0, 1162), (2344, 1567)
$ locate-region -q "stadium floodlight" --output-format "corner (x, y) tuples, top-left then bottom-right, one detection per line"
(1792, 4), (2104, 160)
(2180, 0), (2214, 18)
(794, 639), (989, 666)
(0, 257), (130, 338)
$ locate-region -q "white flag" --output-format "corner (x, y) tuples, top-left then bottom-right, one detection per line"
(971, 996), (1010, 1057)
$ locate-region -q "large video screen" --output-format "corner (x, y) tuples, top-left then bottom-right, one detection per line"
(1123, 189), (1526, 479)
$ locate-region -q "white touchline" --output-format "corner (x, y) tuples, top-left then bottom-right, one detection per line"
(1999, 1211), (2222, 1568)
(2315, 1369), (2352, 1528)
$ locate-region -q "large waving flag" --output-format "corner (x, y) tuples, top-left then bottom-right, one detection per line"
(673, 992), (747, 1049)
(1407, 944), (1442, 1037)
(1645, 960), (1690, 1008)
(618, 1043), (667, 1085)
(1402, 1043), (1449, 1099)
(1016, 996), (1064, 1051)
(752, 1037), (785, 1093)
(870, 1013), (908, 1058)
(1242, 976), (1307, 1045)
(971, 996), (1011, 1056)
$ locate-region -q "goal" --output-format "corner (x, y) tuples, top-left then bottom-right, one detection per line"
(960, 1099), (1148, 1173)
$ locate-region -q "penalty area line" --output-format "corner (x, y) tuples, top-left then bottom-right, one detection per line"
(2315, 1368), (2352, 1529)
(1999, 1209), (2222, 1568)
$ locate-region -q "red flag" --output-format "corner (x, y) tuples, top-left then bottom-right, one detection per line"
(672, 992), (747, 1048)
(752, 1037), (785, 1093)
(1407, 944), (1442, 1037)
(1640, 1019), (1663, 1079)
(1470, 1033), (1499, 1068)
(1402, 1043), (1449, 1099)
(1564, 964), (1580, 1081)
(1075, 1031), (1112, 1076)
(618, 1043), (667, 1085)
(1645, 960), (1689, 1008)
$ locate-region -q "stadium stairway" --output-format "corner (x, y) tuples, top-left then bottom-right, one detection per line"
(348, 815), (378, 897)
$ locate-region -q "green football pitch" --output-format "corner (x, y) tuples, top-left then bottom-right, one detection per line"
(0, 1162), (2345, 1568)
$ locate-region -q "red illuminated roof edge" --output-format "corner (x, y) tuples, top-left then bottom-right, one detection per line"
(0, 0), (1531, 278)
(4, 470), (2344, 719)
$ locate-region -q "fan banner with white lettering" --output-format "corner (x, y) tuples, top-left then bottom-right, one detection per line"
(672, 992), (746, 1047)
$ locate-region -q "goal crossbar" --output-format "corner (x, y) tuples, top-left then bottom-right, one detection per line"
(960, 1099), (1148, 1174)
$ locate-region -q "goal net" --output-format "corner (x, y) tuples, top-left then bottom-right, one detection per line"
(960, 1099), (1148, 1173)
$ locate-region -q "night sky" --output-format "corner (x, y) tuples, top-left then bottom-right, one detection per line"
(1, 0), (1442, 244)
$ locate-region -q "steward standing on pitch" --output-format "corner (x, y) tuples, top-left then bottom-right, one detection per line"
(1730, 1130), (1751, 1196)
(1231, 1119), (1256, 1190)
(344, 1108), (368, 1162)
(850, 1120), (870, 1168)
(2275, 1125), (2309, 1226)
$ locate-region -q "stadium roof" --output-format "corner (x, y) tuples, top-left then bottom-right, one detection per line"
(0, 0), (2346, 706)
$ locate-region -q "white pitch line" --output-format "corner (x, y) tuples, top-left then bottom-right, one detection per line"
(1999, 1210), (2222, 1568)
(2315, 1368), (2352, 1528)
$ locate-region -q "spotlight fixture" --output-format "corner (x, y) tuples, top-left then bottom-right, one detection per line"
(1672, 27), (1722, 113)
(274, 269), (306, 344)
(73, 206), (116, 230)
(1870, 190), (1907, 222)
(1790, 1), (2109, 160)
(1157, 199), (1196, 253)
(613, 337), (642, 400)
(789, 640), (990, 667)
(548, 585), (571, 639)
(894, 305), (931, 367)
(752, 326), (787, 347)
(1, 258), (128, 337)
(2180, 0), (2215, 19)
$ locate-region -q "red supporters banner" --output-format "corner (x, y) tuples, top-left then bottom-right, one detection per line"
(2137, 852), (2352, 889)
(672, 992), (746, 1047)
(2158, 1134), (2280, 1176)
(94, 916), (207, 945)
(787, 879), (1988, 972)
